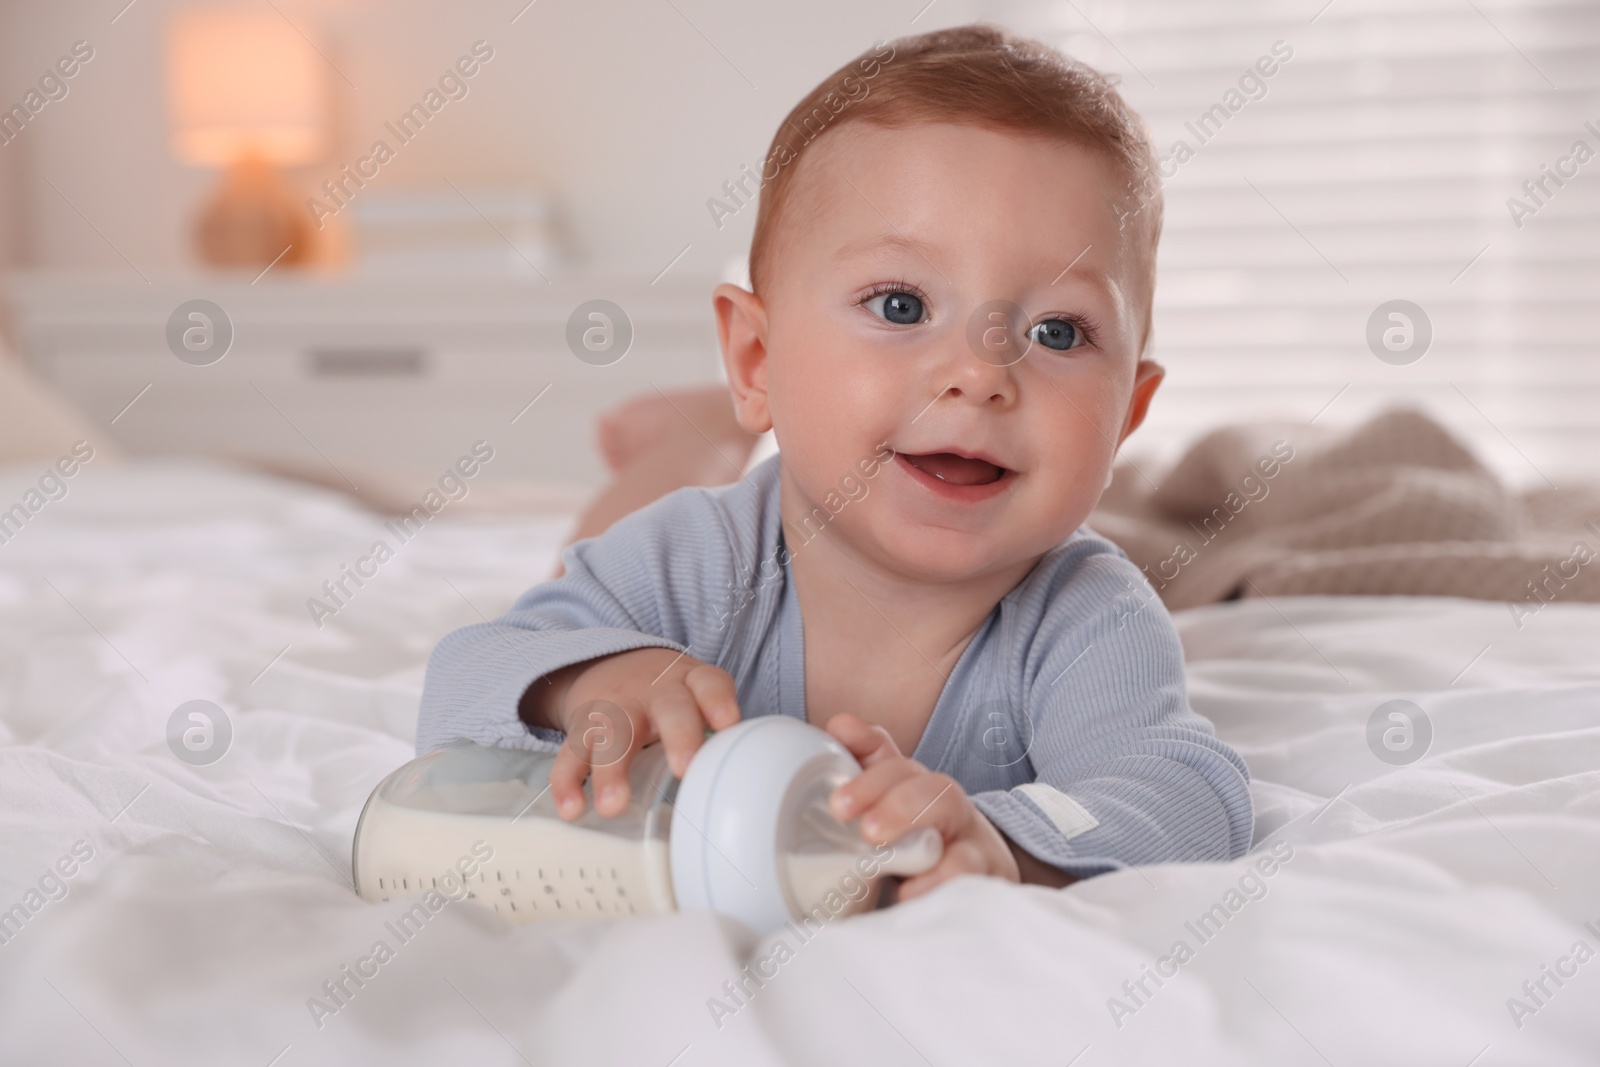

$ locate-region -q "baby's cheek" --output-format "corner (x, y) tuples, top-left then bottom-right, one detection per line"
(1041, 388), (1120, 468)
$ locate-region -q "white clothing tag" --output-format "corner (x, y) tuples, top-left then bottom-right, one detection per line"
(1016, 783), (1100, 840)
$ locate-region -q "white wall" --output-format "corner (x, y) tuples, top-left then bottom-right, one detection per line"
(0, 20), (28, 278)
(0, 126), (14, 273)
(0, 0), (982, 277)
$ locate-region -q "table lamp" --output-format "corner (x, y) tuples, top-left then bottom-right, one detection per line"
(165, 9), (327, 269)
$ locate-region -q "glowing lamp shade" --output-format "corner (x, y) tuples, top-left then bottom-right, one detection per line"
(166, 11), (325, 167)
(165, 10), (328, 269)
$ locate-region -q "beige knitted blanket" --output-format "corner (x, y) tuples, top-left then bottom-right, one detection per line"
(1090, 409), (1600, 617)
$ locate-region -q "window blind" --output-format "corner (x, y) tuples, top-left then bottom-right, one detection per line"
(994, 0), (1600, 484)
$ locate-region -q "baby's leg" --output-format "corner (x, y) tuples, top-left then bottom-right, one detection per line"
(555, 386), (761, 573)
(593, 388), (752, 472)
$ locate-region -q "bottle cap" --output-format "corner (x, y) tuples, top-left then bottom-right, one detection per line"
(669, 716), (860, 933)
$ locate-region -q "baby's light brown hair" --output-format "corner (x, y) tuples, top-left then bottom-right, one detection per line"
(748, 24), (1163, 353)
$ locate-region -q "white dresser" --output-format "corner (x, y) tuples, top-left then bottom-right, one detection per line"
(4, 271), (725, 500)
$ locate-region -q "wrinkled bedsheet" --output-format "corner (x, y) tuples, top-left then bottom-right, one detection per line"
(0, 460), (1596, 1066)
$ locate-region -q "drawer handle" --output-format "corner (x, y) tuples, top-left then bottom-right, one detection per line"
(308, 347), (427, 377)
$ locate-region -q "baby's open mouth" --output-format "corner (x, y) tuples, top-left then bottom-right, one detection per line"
(900, 452), (1007, 486)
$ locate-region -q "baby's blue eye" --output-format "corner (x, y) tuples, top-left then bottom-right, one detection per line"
(868, 291), (925, 325)
(1030, 318), (1080, 351)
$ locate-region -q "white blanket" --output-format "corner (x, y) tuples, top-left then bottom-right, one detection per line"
(1, 460), (1596, 1066)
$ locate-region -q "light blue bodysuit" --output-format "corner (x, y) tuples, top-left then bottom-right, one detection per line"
(417, 455), (1253, 878)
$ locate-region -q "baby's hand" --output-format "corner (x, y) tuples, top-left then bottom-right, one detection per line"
(537, 648), (741, 820)
(823, 713), (1020, 901)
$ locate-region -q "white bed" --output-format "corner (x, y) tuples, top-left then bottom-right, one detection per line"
(1, 459), (1596, 1066)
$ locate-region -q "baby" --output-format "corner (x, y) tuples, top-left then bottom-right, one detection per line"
(419, 25), (1252, 901)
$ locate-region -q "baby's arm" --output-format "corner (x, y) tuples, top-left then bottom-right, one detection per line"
(972, 547), (1254, 879)
(416, 488), (737, 765)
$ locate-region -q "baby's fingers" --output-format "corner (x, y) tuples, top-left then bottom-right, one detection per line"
(683, 665), (741, 731)
(649, 685), (709, 779)
(823, 713), (902, 767)
(828, 756), (922, 828)
(548, 742), (592, 821)
(896, 839), (988, 902)
(588, 745), (637, 818)
(570, 698), (642, 817)
(861, 772), (966, 846)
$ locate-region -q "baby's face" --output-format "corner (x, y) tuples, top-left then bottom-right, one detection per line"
(725, 122), (1162, 582)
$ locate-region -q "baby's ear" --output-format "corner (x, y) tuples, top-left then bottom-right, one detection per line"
(1119, 358), (1165, 444)
(712, 283), (773, 435)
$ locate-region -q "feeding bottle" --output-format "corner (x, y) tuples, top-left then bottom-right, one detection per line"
(352, 716), (942, 932)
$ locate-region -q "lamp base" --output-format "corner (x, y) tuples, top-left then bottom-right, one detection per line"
(195, 154), (314, 270)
